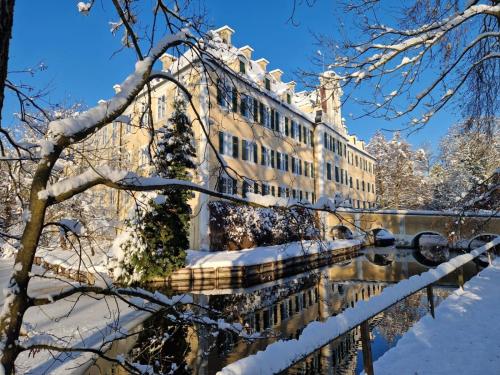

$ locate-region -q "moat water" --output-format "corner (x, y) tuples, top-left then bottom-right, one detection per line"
(90, 247), (482, 375)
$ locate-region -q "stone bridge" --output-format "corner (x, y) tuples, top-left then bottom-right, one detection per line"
(326, 209), (500, 248)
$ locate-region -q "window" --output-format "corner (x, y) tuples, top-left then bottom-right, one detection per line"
(240, 94), (250, 118)
(242, 140), (258, 163)
(253, 98), (259, 122)
(362, 181), (365, 191)
(276, 151), (288, 171)
(218, 132), (238, 158)
(309, 130), (313, 147)
(242, 180), (250, 197)
(140, 102), (150, 126)
(261, 146), (273, 167)
(261, 183), (270, 196)
(278, 186), (287, 198)
(349, 176), (353, 188)
(345, 170), (348, 186)
(271, 186), (276, 196)
(284, 117), (289, 136)
(292, 157), (301, 175)
(239, 59), (246, 74)
(324, 133), (328, 148)
(326, 163), (332, 180)
(253, 182), (259, 194)
(356, 179), (359, 190)
(157, 95), (166, 119)
(216, 79), (231, 109)
(274, 111), (280, 132)
(263, 106), (271, 128)
(218, 175), (236, 195)
(265, 77), (271, 90)
(287, 93), (291, 104)
(291, 121), (300, 141)
(335, 166), (340, 182)
(355, 155), (359, 167)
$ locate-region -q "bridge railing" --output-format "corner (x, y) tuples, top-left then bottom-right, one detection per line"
(218, 237), (500, 375)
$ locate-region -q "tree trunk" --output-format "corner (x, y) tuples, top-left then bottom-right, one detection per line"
(0, 152), (56, 373)
(0, 0), (15, 125)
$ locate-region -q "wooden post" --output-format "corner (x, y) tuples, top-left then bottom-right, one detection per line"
(426, 285), (435, 318)
(458, 266), (464, 289)
(360, 320), (374, 375)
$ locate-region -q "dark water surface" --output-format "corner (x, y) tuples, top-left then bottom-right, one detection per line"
(90, 247), (481, 375)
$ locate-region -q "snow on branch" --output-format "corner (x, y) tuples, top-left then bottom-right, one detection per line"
(345, 4), (499, 79)
(46, 28), (191, 144)
(37, 165), (246, 205)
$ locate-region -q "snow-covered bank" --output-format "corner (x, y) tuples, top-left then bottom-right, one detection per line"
(0, 258), (189, 374)
(186, 239), (361, 269)
(217, 238), (499, 375)
(373, 257), (500, 375)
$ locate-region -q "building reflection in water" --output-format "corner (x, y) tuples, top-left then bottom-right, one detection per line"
(92, 248), (477, 375)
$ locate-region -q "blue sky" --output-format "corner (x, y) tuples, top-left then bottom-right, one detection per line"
(4, 0), (457, 149)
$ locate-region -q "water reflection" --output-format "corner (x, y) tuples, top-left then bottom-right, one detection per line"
(90, 248), (481, 375)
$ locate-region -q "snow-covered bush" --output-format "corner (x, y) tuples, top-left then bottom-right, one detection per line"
(209, 201), (320, 250)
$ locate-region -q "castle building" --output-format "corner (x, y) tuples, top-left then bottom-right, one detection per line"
(91, 25), (376, 250)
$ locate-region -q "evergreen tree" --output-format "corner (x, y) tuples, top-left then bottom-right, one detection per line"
(115, 100), (196, 283)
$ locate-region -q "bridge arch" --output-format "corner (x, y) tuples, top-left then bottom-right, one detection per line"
(330, 225), (354, 240)
(368, 227), (395, 246)
(467, 233), (499, 251)
(410, 231), (446, 249)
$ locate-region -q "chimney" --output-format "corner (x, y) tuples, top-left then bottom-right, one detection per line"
(318, 71), (343, 128)
(269, 69), (283, 82)
(215, 25), (235, 45)
(255, 58), (269, 72)
(239, 45), (253, 60)
(113, 84), (121, 94)
(160, 53), (177, 71)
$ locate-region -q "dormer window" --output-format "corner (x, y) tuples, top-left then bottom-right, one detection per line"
(239, 59), (246, 74)
(265, 77), (271, 90)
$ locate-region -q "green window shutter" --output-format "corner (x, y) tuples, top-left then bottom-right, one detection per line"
(240, 95), (246, 116)
(261, 146), (265, 165)
(232, 136), (239, 158)
(218, 131), (224, 154)
(285, 154), (289, 171)
(232, 178), (237, 195)
(270, 108), (275, 129)
(253, 98), (258, 122)
(285, 117), (289, 136)
(242, 139), (248, 160)
(298, 124), (302, 142)
(232, 87), (238, 112)
(253, 143), (258, 163)
(216, 80), (223, 106)
(271, 150), (275, 168)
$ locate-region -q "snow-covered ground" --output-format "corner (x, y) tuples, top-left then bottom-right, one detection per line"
(372, 257), (500, 375)
(186, 239), (361, 268)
